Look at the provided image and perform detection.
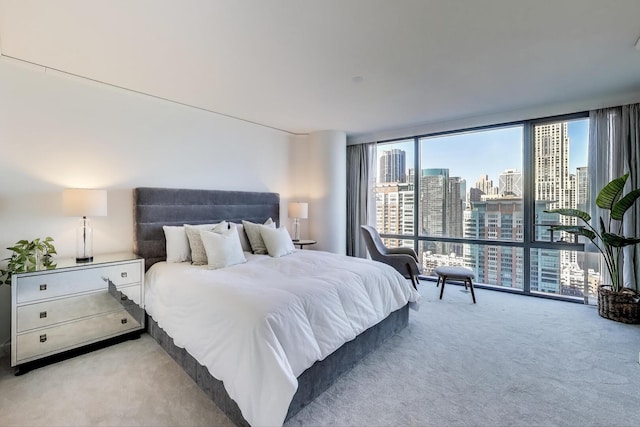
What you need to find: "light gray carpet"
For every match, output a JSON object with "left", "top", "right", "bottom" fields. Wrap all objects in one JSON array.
[{"left": 1, "top": 283, "right": 639, "bottom": 426}]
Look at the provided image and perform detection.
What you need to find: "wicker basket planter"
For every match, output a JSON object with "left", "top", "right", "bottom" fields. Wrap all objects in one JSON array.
[{"left": 597, "top": 286, "right": 640, "bottom": 324}]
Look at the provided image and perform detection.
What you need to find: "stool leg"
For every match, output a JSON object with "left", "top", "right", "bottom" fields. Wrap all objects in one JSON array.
[
  {"left": 439, "top": 276, "right": 446, "bottom": 300},
  {"left": 468, "top": 278, "right": 476, "bottom": 304},
  {"left": 436, "top": 275, "right": 441, "bottom": 287}
]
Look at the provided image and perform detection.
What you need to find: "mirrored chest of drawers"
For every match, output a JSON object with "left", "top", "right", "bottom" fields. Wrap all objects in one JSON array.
[{"left": 11, "top": 253, "right": 145, "bottom": 369}]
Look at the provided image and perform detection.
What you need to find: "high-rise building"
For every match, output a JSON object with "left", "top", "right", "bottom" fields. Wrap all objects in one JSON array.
[
  {"left": 421, "top": 169, "right": 448, "bottom": 237},
  {"left": 374, "top": 182, "right": 413, "bottom": 248},
  {"left": 535, "top": 123, "right": 571, "bottom": 209},
  {"left": 534, "top": 122, "right": 576, "bottom": 266},
  {"left": 447, "top": 177, "right": 465, "bottom": 240},
  {"left": 475, "top": 175, "right": 496, "bottom": 196},
  {"left": 463, "top": 197, "right": 560, "bottom": 292},
  {"left": 468, "top": 187, "right": 485, "bottom": 206},
  {"left": 498, "top": 169, "right": 522, "bottom": 197},
  {"left": 378, "top": 149, "right": 406, "bottom": 183},
  {"left": 576, "top": 166, "right": 589, "bottom": 212},
  {"left": 420, "top": 169, "right": 464, "bottom": 256}
]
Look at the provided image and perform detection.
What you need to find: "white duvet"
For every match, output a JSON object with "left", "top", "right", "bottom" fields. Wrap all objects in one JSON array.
[{"left": 145, "top": 250, "right": 420, "bottom": 426}]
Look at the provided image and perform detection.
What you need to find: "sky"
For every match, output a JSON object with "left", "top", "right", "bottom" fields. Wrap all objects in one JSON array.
[{"left": 377, "top": 118, "right": 589, "bottom": 187}]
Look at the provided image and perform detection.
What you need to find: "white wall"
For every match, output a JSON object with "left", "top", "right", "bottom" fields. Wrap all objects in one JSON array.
[
  {"left": 290, "top": 131, "right": 347, "bottom": 254},
  {"left": 0, "top": 59, "right": 296, "bottom": 348}
]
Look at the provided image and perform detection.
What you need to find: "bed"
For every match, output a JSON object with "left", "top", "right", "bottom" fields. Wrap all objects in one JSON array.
[{"left": 134, "top": 187, "right": 419, "bottom": 426}]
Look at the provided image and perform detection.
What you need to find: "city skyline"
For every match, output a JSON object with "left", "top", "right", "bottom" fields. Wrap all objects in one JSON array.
[
  {"left": 376, "top": 119, "right": 589, "bottom": 189},
  {"left": 374, "top": 120, "right": 596, "bottom": 299}
]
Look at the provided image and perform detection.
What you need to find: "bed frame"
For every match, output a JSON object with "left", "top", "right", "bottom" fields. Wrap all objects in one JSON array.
[{"left": 133, "top": 187, "right": 409, "bottom": 426}]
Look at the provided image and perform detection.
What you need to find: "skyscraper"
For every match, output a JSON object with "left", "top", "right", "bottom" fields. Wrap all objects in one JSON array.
[
  {"left": 374, "top": 182, "right": 413, "bottom": 248},
  {"left": 576, "top": 166, "right": 589, "bottom": 212},
  {"left": 498, "top": 169, "right": 522, "bottom": 197},
  {"left": 420, "top": 169, "right": 464, "bottom": 256},
  {"left": 534, "top": 122, "right": 578, "bottom": 282},
  {"left": 378, "top": 149, "right": 406, "bottom": 183},
  {"left": 420, "top": 168, "right": 448, "bottom": 237},
  {"left": 475, "top": 175, "right": 496, "bottom": 196},
  {"left": 447, "top": 177, "right": 465, "bottom": 240},
  {"left": 463, "top": 197, "right": 559, "bottom": 291},
  {"left": 535, "top": 123, "right": 571, "bottom": 210}
]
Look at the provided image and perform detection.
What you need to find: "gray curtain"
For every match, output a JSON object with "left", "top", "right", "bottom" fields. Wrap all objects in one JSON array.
[
  {"left": 588, "top": 103, "right": 640, "bottom": 291},
  {"left": 346, "top": 142, "right": 375, "bottom": 258}
]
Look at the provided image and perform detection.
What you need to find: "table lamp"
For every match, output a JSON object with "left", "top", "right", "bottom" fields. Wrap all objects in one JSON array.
[
  {"left": 63, "top": 189, "right": 107, "bottom": 262},
  {"left": 288, "top": 202, "right": 308, "bottom": 242}
]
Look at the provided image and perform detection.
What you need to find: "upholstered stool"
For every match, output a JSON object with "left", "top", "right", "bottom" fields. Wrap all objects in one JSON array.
[{"left": 435, "top": 266, "right": 476, "bottom": 304}]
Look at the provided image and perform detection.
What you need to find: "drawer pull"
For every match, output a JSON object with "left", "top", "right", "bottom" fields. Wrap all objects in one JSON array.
[
  {"left": 40, "top": 334, "right": 47, "bottom": 343},
  {"left": 120, "top": 272, "right": 128, "bottom": 278},
  {"left": 121, "top": 318, "right": 128, "bottom": 325},
  {"left": 39, "top": 284, "right": 47, "bottom": 291},
  {"left": 39, "top": 311, "right": 47, "bottom": 319},
  {"left": 121, "top": 295, "right": 128, "bottom": 301}
]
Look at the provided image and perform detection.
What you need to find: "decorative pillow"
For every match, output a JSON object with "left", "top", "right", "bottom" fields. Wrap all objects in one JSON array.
[
  {"left": 260, "top": 226, "right": 295, "bottom": 258},
  {"left": 163, "top": 225, "right": 191, "bottom": 263},
  {"left": 233, "top": 223, "right": 252, "bottom": 252},
  {"left": 200, "top": 225, "right": 247, "bottom": 269},
  {"left": 184, "top": 221, "right": 228, "bottom": 265},
  {"left": 242, "top": 218, "right": 275, "bottom": 255}
]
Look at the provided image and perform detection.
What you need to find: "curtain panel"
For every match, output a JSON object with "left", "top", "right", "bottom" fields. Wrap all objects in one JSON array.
[
  {"left": 346, "top": 143, "right": 375, "bottom": 258},
  {"left": 588, "top": 103, "right": 640, "bottom": 291}
]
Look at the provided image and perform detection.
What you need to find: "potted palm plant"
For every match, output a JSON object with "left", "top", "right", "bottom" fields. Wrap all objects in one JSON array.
[{"left": 545, "top": 173, "right": 640, "bottom": 323}]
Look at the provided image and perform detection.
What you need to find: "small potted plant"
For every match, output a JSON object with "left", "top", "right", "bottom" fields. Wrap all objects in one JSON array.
[
  {"left": 0, "top": 237, "right": 57, "bottom": 285},
  {"left": 545, "top": 173, "right": 640, "bottom": 323}
]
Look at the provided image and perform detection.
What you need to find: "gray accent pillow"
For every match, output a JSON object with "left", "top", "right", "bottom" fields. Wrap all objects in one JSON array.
[
  {"left": 184, "top": 222, "right": 227, "bottom": 265},
  {"left": 233, "top": 223, "right": 252, "bottom": 252},
  {"left": 242, "top": 218, "right": 275, "bottom": 254}
]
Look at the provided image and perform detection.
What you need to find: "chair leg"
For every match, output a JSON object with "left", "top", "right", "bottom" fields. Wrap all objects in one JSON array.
[
  {"left": 467, "top": 278, "right": 476, "bottom": 304},
  {"left": 406, "top": 265, "right": 418, "bottom": 290},
  {"left": 439, "top": 276, "right": 446, "bottom": 300}
]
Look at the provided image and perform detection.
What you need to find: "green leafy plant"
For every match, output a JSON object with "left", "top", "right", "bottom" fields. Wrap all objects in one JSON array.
[
  {"left": 545, "top": 173, "right": 640, "bottom": 292},
  {"left": 0, "top": 237, "right": 57, "bottom": 285}
]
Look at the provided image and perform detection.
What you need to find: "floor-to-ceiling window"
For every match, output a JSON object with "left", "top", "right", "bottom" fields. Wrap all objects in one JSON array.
[{"left": 374, "top": 113, "right": 593, "bottom": 303}]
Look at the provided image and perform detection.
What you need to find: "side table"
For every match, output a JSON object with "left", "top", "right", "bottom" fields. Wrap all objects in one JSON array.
[{"left": 293, "top": 239, "right": 317, "bottom": 249}]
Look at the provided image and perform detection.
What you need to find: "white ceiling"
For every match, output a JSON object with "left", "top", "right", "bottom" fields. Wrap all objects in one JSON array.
[{"left": 1, "top": 0, "right": 640, "bottom": 136}]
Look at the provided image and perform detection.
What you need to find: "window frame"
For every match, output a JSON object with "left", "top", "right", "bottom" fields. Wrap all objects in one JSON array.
[{"left": 374, "top": 111, "right": 589, "bottom": 302}]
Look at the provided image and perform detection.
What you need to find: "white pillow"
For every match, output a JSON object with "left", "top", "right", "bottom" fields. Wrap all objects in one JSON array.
[
  {"left": 200, "top": 225, "right": 247, "bottom": 269},
  {"left": 242, "top": 218, "right": 275, "bottom": 255},
  {"left": 184, "top": 222, "right": 228, "bottom": 265},
  {"left": 163, "top": 225, "right": 191, "bottom": 263},
  {"left": 233, "top": 223, "right": 252, "bottom": 252},
  {"left": 260, "top": 226, "right": 295, "bottom": 258}
]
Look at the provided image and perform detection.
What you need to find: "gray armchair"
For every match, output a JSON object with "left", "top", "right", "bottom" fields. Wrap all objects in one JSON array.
[{"left": 360, "top": 225, "right": 422, "bottom": 289}]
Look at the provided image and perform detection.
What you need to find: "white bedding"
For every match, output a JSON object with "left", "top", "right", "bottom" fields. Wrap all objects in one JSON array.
[{"left": 145, "top": 250, "right": 420, "bottom": 426}]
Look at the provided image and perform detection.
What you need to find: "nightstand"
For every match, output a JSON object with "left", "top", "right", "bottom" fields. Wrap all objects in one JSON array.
[
  {"left": 293, "top": 239, "right": 317, "bottom": 249},
  {"left": 11, "top": 252, "right": 145, "bottom": 372}
]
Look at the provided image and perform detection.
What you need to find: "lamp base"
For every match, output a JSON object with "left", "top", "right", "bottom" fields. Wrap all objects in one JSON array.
[
  {"left": 75, "top": 217, "right": 94, "bottom": 264},
  {"left": 293, "top": 218, "right": 301, "bottom": 241}
]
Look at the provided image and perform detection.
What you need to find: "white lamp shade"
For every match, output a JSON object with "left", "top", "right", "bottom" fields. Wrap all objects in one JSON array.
[
  {"left": 63, "top": 189, "right": 108, "bottom": 217},
  {"left": 288, "top": 202, "right": 308, "bottom": 219}
]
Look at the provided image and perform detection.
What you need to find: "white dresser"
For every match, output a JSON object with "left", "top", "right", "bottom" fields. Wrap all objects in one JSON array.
[{"left": 11, "top": 252, "right": 145, "bottom": 369}]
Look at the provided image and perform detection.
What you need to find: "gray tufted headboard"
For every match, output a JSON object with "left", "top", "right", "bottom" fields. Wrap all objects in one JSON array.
[{"left": 134, "top": 187, "right": 280, "bottom": 270}]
